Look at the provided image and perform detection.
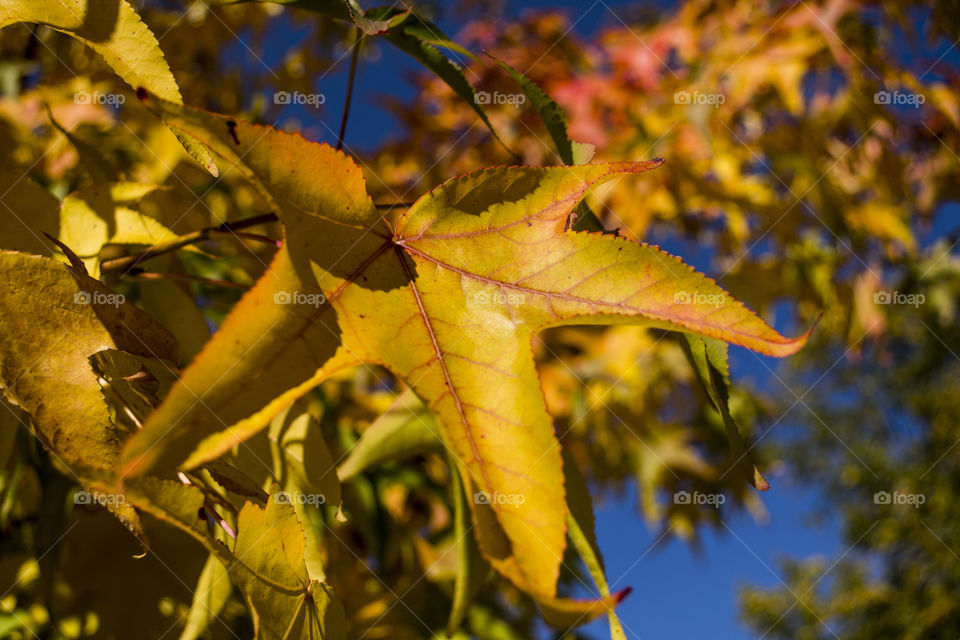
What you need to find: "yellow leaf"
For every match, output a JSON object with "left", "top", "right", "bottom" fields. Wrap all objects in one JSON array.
[
  {"left": 0, "top": 0, "right": 217, "bottom": 174},
  {"left": 846, "top": 202, "right": 915, "bottom": 252},
  {"left": 121, "top": 96, "right": 811, "bottom": 602},
  {"left": 59, "top": 182, "right": 175, "bottom": 276},
  {"left": 0, "top": 174, "right": 180, "bottom": 276},
  {"left": 231, "top": 496, "right": 346, "bottom": 640},
  {"left": 0, "top": 251, "right": 178, "bottom": 542}
]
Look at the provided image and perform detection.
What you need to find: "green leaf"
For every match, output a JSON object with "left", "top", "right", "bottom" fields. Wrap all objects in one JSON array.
[
  {"left": 378, "top": 16, "right": 515, "bottom": 158},
  {"left": 337, "top": 388, "right": 443, "bottom": 482},
  {"left": 228, "top": 399, "right": 340, "bottom": 583},
  {"left": 179, "top": 553, "right": 232, "bottom": 640},
  {"left": 571, "top": 141, "right": 597, "bottom": 165},
  {"left": 241, "top": 1, "right": 509, "bottom": 156},
  {"left": 488, "top": 54, "right": 574, "bottom": 164},
  {"left": 268, "top": 398, "right": 341, "bottom": 509},
  {"left": 84, "top": 476, "right": 345, "bottom": 640},
  {"left": 203, "top": 458, "right": 270, "bottom": 503},
  {"left": 0, "top": 612, "right": 28, "bottom": 637},
  {"left": 244, "top": 0, "right": 394, "bottom": 35},
  {"left": 447, "top": 457, "right": 487, "bottom": 634},
  {"left": 375, "top": 10, "right": 476, "bottom": 60},
  {"left": 563, "top": 448, "right": 628, "bottom": 639},
  {"left": 486, "top": 54, "right": 604, "bottom": 231},
  {"left": 681, "top": 334, "right": 770, "bottom": 491}
]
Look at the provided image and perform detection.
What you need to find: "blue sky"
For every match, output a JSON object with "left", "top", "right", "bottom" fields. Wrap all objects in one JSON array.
[{"left": 215, "top": 1, "right": 955, "bottom": 637}]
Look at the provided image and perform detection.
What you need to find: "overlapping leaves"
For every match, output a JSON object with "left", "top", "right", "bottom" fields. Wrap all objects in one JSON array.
[
  {"left": 115, "top": 95, "right": 809, "bottom": 617},
  {"left": 0, "top": 0, "right": 216, "bottom": 173},
  {"left": 0, "top": 4, "right": 812, "bottom": 633},
  {"left": 0, "top": 173, "right": 177, "bottom": 276},
  {"left": 0, "top": 251, "right": 178, "bottom": 541}
]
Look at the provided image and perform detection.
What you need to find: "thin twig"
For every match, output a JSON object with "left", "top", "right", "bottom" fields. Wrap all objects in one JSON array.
[
  {"left": 227, "top": 231, "right": 279, "bottom": 244},
  {"left": 337, "top": 28, "right": 363, "bottom": 151},
  {"left": 100, "top": 213, "right": 279, "bottom": 273},
  {"left": 125, "top": 271, "right": 248, "bottom": 290},
  {"left": 206, "top": 507, "right": 237, "bottom": 540},
  {"left": 374, "top": 201, "right": 415, "bottom": 210},
  {"left": 178, "top": 472, "right": 237, "bottom": 540},
  {"left": 101, "top": 203, "right": 416, "bottom": 275}
]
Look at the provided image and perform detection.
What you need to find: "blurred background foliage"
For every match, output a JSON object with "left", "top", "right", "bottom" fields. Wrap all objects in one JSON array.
[{"left": 0, "top": 0, "right": 958, "bottom": 638}]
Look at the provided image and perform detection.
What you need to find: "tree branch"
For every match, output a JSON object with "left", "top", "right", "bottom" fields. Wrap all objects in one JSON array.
[
  {"left": 100, "top": 203, "right": 416, "bottom": 274},
  {"left": 100, "top": 213, "right": 280, "bottom": 273},
  {"left": 337, "top": 28, "right": 363, "bottom": 151}
]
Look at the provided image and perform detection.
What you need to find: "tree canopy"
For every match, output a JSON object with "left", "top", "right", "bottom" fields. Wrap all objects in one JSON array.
[{"left": 0, "top": 1, "right": 957, "bottom": 639}]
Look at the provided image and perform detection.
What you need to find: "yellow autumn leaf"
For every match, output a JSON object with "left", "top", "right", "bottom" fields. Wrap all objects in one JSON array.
[
  {"left": 120, "top": 95, "right": 810, "bottom": 605},
  {"left": 0, "top": 174, "right": 180, "bottom": 276},
  {"left": 0, "top": 0, "right": 217, "bottom": 175},
  {"left": 0, "top": 251, "right": 179, "bottom": 542}
]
